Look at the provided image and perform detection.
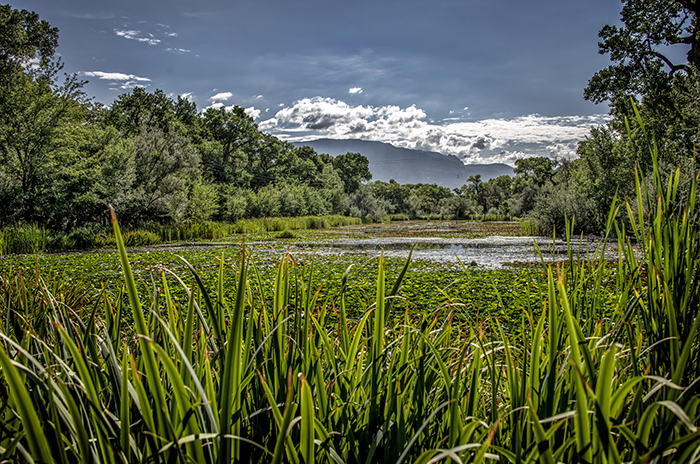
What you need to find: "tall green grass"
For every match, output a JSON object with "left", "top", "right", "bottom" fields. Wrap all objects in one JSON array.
[
  {"left": 229, "top": 215, "right": 362, "bottom": 234},
  {"left": 0, "top": 145, "right": 699, "bottom": 462},
  {"left": 0, "top": 224, "right": 48, "bottom": 254},
  {"left": 0, "top": 215, "right": 365, "bottom": 255}
]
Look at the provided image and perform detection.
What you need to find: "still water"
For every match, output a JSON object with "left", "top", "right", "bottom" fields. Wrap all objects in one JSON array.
[{"left": 287, "top": 235, "right": 617, "bottom": 269}]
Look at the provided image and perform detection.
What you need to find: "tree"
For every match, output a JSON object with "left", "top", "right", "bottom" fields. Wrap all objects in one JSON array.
[
  {"left": 105, "top": 88, "right": 176, "bottom": 136},
  {"left": 333, "top": 152, "right": 372, "bottom": 193},
  {"left": 513, "top": 157, "right": 556, "bottom": 187},
  {"left": 585, "top": 0, "right": 700, "bottom": 109},
  {"left": 127, "top": 126, "right": 200, "bottom": 224},
  {"left": 201, "top": 106, "right": 259, "bottom": 183},
  {"left": 0, "top": 4, "right": 58, "bottom": 83},
  {"left": 0, "top": 5, "right": 88, "bottom": 226}
]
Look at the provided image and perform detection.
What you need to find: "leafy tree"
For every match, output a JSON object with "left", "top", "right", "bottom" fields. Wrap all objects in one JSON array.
[
  {"left": 186, "top": 182, "right": 219, "bottom": 222},
  {"left": 333, "top": 152, "right": 372, "bottom": 193},
  {"left": 174, "top": 95, "right": 200, "bottom": 138},
  {"left": 372, "top": 180, "right": 412, "bottom": 214},
  {"left": 585, "top": 0, "right": 700, "bottom": 109},
  {"left": 0, "top": 4, "right": 88, "bottom": 226},
  {"left": 105, "top": 88, "right": 176, "bottom": 136},
  {"left": 534, "top": 0, "right": 700, "bottom": 234},
  {"left": 348, "top": 184, "right": 386, "bottom": 219},
  {"left": 513, "top": 157, "right": 556, "bottom": 187},
  {"left": 218, "top": 185, "right": 250, "bottom": 222},
  {"left": 201, "top": 106, "right": 259, "bottom": 184},
  {"left": 127, "top": 126, "right": 200, "bottom": 224},
  {"left": 0, "top": 4, "right": 58, "bottom": 83},
  {"left": 437, "top": 196, "right": 475, "bottom": 219},
  {"left": 583, "top": 0, "right": 700, "bottom": 169}
]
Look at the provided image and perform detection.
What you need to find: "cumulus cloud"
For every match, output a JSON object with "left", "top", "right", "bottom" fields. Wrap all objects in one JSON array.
[
  {"left": 114, "top": 29, "right": 161, "bottom": 45},
  {"left": 260, "top": 97, "right": 608, "bottom": 166},
  {"left": 245, "top": 107, "right": 261, "bottom": 120},
  {"left": 179, "top": 92, "right": 194, "bottom": 101},
  {"left": 202, "top": 102, "right": 261, "bottom": 120},
  {"left": 82, "top": 71, "right": 151, "bottom": 90},
  {"left": 210, "top": 92, "right": 233, "bottom": 102},
  {"left": 349, "top": 87, "right": 363, "bottom": 94}
]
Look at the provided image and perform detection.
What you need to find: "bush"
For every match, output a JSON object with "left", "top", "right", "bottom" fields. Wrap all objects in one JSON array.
[{"left": 63, "top": 226, "right": 104, "bottom": 250}]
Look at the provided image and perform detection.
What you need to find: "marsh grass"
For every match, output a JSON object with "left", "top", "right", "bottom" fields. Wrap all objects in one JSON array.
[
  {"left": 0, "top": 216, "right": 365, "bottom": 255},
  {"left": 0, "top": 141, "right": 699, "bottom": 462},
  {"left": 0, "top": 223, "right": 48, "bottom": 255}
]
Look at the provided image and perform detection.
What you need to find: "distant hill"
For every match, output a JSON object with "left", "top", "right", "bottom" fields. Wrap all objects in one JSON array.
[{"left": 294, "top": 138, "right": 514, "bottom": 190}]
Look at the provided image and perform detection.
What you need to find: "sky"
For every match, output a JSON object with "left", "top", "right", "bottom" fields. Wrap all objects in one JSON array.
[{"left": 13, "top": 0, "right": 627, "bottom": 166}]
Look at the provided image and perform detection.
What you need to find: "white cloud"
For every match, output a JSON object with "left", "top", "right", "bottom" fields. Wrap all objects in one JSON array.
[
  {"left": 258, "top": 118, "right": 278, "bottom": 130},
  {"left": 210, "top": 92, "right": 233, "bottom": 102},
  {"left": 165, "top": 32, "right": 178, "bottom": 37},
  {"left": 166, "top": 48, "right": 191, "bottom": 53},
  {"left": 260, "top": 97, "right": 608, "bottom": 166},
  {"left": 179, "top": 92, "right": 194, "bottom": 101},
  {"left": 245, "top": 107, "right": 261, "bottom": 120},
  {"left": 82, "top": 70, "right": 152, "bottom": 90},
  {"left": 349, "top": 87, "right": 363, "bottom": 94},
  {"left": 202, "top": 103, "right": 260, "bottom": 120},
  {"left": 114, "top": 29, "right": 161, "bottom": 45},
  {"left": 82, "top": 71, "right": 151, "bottom": 82}
]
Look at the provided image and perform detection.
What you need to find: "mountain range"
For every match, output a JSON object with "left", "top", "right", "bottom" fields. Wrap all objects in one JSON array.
[{"left": 294, "top": 139, "right": 514, "bottom": 190}]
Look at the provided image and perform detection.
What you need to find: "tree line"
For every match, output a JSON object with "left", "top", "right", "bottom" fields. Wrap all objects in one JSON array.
[{"left": 2, "top": 1, "right": 700, "bottom": 236}]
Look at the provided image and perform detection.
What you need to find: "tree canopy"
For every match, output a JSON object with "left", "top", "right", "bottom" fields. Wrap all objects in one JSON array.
[{"left": 585, "top": 0, "right": 700, "bottom": 109}]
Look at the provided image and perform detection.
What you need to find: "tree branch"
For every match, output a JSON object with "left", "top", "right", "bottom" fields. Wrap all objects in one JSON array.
[
  {"left": 650, "top": 50, "right": 691, "bottom": 75},
  {"left": 674, "top": 35, "right": 696, "bottom": 44},
  {"left": 676, "top": 0, "right": 700, "bottom": 16}
]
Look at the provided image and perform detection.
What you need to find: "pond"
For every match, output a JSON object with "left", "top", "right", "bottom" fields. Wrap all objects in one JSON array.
[
  {"left": 0, "top": 221, "right": 620, "bottom": 277},
  {"left": 287, "top": 235, "right": 619, "bottom": 268},
  {"left": 141, "top": 221, "right": 617, "bottom": 269}
]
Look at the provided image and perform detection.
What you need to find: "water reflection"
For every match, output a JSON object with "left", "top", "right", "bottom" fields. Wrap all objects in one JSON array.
[{"left": 292, "top": 236, "right": 619, "bottom": 269}]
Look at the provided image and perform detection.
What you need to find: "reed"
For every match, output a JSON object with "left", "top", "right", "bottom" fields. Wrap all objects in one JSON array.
[{"left": 0, "top": 223, "right": 48, "bottom": 254}]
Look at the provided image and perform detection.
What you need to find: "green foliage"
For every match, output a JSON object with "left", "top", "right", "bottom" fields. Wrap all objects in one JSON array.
[
  {"left": 0, "top": 4, "right": 58, "bottom": 81},
  {"left": 333, "top": 151, "right": 372, "bottom": 193},
  {"left": 105, "top": 87, "right": 178, "bottom": 135},
  {"left": 535, "top": 0, "right": 700, "bottom": 234},
  {"left": 0, "top": 224, "right": 47, "bottom": 254},
  {"left": 584, "top": 0, "right": 700, "bottom": 109},
  {"left": 186, "top": 181, "right": 219, "bottom": 223}
]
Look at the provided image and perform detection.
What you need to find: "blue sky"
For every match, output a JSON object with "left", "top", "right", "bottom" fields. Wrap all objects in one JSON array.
[{"left": 13, "top": 0, "right": 626, "bottom": 165}]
